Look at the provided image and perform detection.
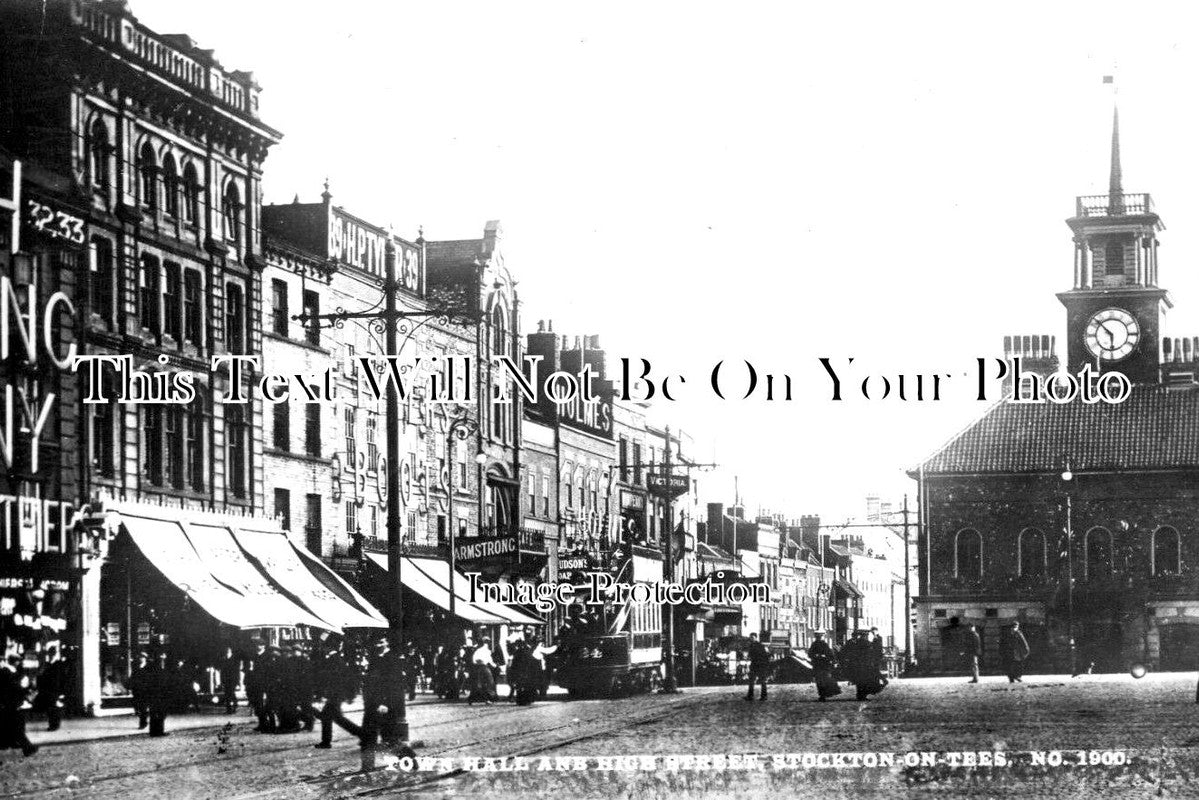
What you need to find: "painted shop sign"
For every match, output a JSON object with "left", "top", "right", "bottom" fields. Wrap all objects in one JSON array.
[
  {"left": 455, "top": 534, "right": 518, "bottom": 565},
  {"left": 327, "top": 209, "right": 422, "bottom": 294}
]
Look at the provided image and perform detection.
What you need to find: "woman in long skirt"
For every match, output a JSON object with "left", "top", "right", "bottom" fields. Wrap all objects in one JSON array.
[{"left": 809, "top": 632, "right": 841, "bottom": 701}]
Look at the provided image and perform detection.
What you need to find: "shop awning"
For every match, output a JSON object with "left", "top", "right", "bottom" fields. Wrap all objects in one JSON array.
[
  {"left": 366, "top": 553, "right": 543, "bottom": 626},
  {"left": 234, "top": 525, "right": 387, "bottom": 629},
  {"left": 184, "top": 522, "right": 331, "bottom": 630},
  {"left": 834, "top": 578, "right": 863, "bottom": 599},
  {"left": 121, "top": 511, "right": 325, "bottom": 630}
]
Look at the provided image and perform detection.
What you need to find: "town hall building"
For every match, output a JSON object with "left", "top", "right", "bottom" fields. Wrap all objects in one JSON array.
[{"left": 911, "top": 108, "right": 1199, "bottom": 675}]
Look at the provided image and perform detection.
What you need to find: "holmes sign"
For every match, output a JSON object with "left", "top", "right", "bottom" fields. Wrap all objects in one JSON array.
[{"left": 454, "top": 534, "right": 517, "bottom": 566}]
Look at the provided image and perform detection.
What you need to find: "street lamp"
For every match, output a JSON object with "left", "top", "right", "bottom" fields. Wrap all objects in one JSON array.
[
  {"left": 1061, "top": 460, "right": 1078, "bottom": 677},
  {"left": 446, "top": 410, "right": 486, "bottom": 614}
]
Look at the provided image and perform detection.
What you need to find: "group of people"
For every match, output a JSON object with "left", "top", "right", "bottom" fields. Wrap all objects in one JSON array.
[
  {"left": 431, "top": 633, "right": 555, "bottom": 706},
  {"left": 945, "top": 617, "right": 1031, "bottom": 683},
  {"left": 1, "top": 645, "right": 70, "bottom": 758},
  {"left": 807, "top": 628, "right": 888, "bottom": 701}
]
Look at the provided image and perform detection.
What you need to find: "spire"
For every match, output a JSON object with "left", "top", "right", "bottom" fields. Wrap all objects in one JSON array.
[{"left": 1108, "top": 104, "right": 1124, "bottom": 214}]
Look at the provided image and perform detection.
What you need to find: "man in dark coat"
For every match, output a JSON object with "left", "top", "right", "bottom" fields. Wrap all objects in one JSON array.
[
  {"left": 0, "top": 652, "right": 37, "bottom": 756},
  {"left": 361, "top": 636, "right": 403, "bottom": 750},
  {"left": 220, "top": 647, "right": 241, "bottom": 714},
  {"left": 1000, "top": 623, "right": 1031, "bottom": 683},
  {"left": 128, "top": 652, "right": 150, "bottom": 729},
  {"left": 313, "top": 637, "right": 360, "bottom": 749},
  {"left": 245, "top": 641, "right": 276, "bottom": 733},
  {"left": 744, "top": 633, "right": 771, "bottom": 701},
  {"left": 34, "top": 646, "right": 67, "bottom": 731},
  {"left": 145, "top": 653, "right": 170, "bottom": 737}
]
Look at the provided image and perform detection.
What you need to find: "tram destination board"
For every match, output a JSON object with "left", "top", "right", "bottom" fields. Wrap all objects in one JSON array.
[{"left": 646, "top": 474, "right": 690, "bottom": 498}]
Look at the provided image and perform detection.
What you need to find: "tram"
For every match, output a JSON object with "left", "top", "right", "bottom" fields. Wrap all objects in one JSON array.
[{"left": 558, "top": 559, "right": 665, "bottom": 698}]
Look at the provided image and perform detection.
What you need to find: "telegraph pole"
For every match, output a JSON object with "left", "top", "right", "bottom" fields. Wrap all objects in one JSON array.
[
  {"left": 662, "top": 426, "right": 678, "bottom": 693},
  {"left": 902, "top": 494, "right": 912, "bottom": 671}
]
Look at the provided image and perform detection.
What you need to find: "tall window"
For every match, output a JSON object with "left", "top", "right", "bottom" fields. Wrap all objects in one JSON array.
[
  {"left": 302, "top": 289, "right": 320, "bottom": 346},
  {"left": 227, "top": 405, "right": 247, "bottom": 498},
  {"left": 365, "top": 411, "right": 378, "bottom": 466},
  {"left": 305, "top": 402, "right": 321, "bottom": 457},
  {"left": 89, "top": 118, "right": 110, "bottom": 191},
  {"left": 1018, "top": 528, "right": 1046, "bottom": 577},
  {"left": 274, "top": 488, "right": 291, "bottom": 531},
  {"left": 344, "top": 406, "right": 356, "bottom": 458},
  {"left": 225, "top": 282, "right": 244, "bottom": 352},
  {"left": 165, "top": 406, "right": 184, "bottom": 488},
  {"left": 90, "top": 369, "right": 116, "bottom": 478},
  {"left": 138, "top": 142, "right": 157, "bottom": 211},
  {"left": 541, "top": 473, "right": 550, "bottom": 517},
  {"left": 345, "top": 502, "right": 358, "bottom": 540},
  {"left": 1153, "top": 526, "right": 1181, "bottom": 577},
  {"left": 271, "top": 279, "right": 288, "bottom": 336},
  {"left": 633, "top": 443, "right": 642, "bottom": 484},
  {"left": 1105, "top": 241, "right": 1124, "bottom": 277},
  {"left": 619, "top": 437, "right": 629, "bottom": 481},
  {"left": 223, "top": 180, "right": 242, "bottom": 242},
  {"left": 162, "top": 154, "right": 179, "bottom": 217},
  {"left": 305, "top": 494, "right": 322, "bottom": 554},
  {"left": 273, "top": 402, "right": 290, "bottom": 451},
  {"left": 182, "top": 163, "right": 199, "bottom": 224},
  {"left": 90, "top": 236, "right": 114, "bottom": 325},
  {"left": 163, "top": 262, "right": 181, "bottom": 339},
  {"left": 143, "top": 406, "right": 163, "bottom": 485},
  {"left": 139, "top": 254, "right": 160, "bottom": 332},
  {"left": 954, "top": 528, "right": 982, "bottom": 579},
  {"left": 1085, "top": 527, "right": 1113, "bottom": 580},
  {"left": 183, "top": 269, "right": 202, "bottom": 345},
  {"left": 186, "top": 396, "right": 205, "bottom": 490}
]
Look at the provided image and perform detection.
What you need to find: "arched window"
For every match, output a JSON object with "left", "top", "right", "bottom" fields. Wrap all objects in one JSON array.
[
  {"left": 223, "top": 180, "right": 242, "bottom": 242},
  {"left": 162, "top": 153, "right": 179, "bottom": 218},
  {"left": 1085, "top": 527, "right": 1113, "bottom": 580},
  {"left": 1018, "top": 528, "right": 1046, "bottom": 577},
  {"left": 954, "top": 528, "right": 982, "bottom": 579},
  {"left": 88, "top": 118, "right": 110, "bottom": 191},
  {"left": 491, "top": 304, "right": 507, "bottom": 357},
  {"left": 182, "top": 162, "right": 200, "bottom": 224},
  {"left": 138, "top": 141, "right": 157, "bottom": 210},
  {"left": 1153, "top": 526, "right": 1181, "bottom": 577}
]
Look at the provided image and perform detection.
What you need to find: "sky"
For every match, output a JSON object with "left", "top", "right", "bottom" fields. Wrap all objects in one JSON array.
[{"left": 131, "top": 1, "right": 1199, "bottom": 527}]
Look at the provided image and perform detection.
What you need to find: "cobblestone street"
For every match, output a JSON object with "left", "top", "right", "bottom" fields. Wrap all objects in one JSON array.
[{"left": 6, "top": 672, "right": 1199, "bottom": 799}]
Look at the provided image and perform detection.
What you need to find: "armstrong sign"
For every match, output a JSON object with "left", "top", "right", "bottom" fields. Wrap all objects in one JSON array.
[{"left": 454, "top": 534, "right": 518, "bottom": 565}]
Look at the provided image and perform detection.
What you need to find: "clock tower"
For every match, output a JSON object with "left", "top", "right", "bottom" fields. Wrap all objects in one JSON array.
[{"left": 1058, "top": 106, "right": 1170, "bottom": 384}]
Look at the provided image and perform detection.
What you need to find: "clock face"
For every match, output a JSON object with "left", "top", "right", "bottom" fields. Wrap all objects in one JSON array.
[{"left": 1085, "top": 308, "right": 1140, "bottom": 361}]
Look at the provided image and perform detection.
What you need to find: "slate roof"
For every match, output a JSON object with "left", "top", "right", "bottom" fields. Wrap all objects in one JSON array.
[
  {"left": 426, "top": 239, "right": 482, "bottom": 267},
  {"left": 914, "top": 384, "right": 1199, "bottom": 475}
]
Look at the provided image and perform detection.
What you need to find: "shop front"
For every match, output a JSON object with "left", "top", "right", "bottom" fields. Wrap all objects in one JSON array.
[{"left": 91, "top": 501, "right": 387, "bottom": 711}]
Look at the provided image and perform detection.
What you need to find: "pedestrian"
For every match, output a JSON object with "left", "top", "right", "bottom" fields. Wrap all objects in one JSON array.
[
  {"left": 274, "top": 645, "right": 305, "bottom": 733},
  {"left": 809, "top": 631, "right": 841, "bottom": 701},
  {"left": 869, "top": 627, "right": 885, "bottom": 677},
  {"left": 1000, "top": 623, "right": 1030, "bottom": 683},
  {"left": 34, "top": 646, "right": 66, "bottom": 731},
  {"left": 128, "top": 652, "right": 150, "bottom": 729},
  {"left": 530, "top": 636, "right": 557, "bottom": 700},
  {"left": 313, "top": 636, "right": 361, "bottom": 749},
  {"left": 220, "top": 646, "right": 241, "bottom": 713},
  {"left": 964, "top": 624, "right": 982, "bottom": 683},
  {"left": 509, "top": 640, "right": 540, "bottom": 705},
  {"left": 360, "top": 636, "right": 402, "bottom": 750},
  {"left": 743, "top": 633, "right": 771, "bottom": 701},
  {"left": 246, "top": 640, "right": 277, "bottom": 733},
  {"left": 846, "top": 630, "right": 885, "bottom": 701},
  {"left": 0, "top": 651, "right": 37, "bottom": 757},
  {"left": 145, "top": 653, "right": 170, "bottom": 737},
  {"left": 467, "top": 638, "right": 497, "bottom": 705}
]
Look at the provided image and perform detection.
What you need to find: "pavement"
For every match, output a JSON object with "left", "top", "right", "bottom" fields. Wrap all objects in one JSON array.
[{"left": 4, "top": 672, "right": 1199, "bottom": 799}]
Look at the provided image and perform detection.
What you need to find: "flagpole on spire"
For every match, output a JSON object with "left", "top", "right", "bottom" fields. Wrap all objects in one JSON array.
[{"left": 1104, "top": 73, "right": 1124, "bottom": 214}]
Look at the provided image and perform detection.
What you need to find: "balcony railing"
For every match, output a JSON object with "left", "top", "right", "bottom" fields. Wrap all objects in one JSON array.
[
  {"left": 1075, "top": 193, "right": 1154, "bottom": 218},
  {"left": 73, "top": 1, "right": 260, "bottom": 118}
]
